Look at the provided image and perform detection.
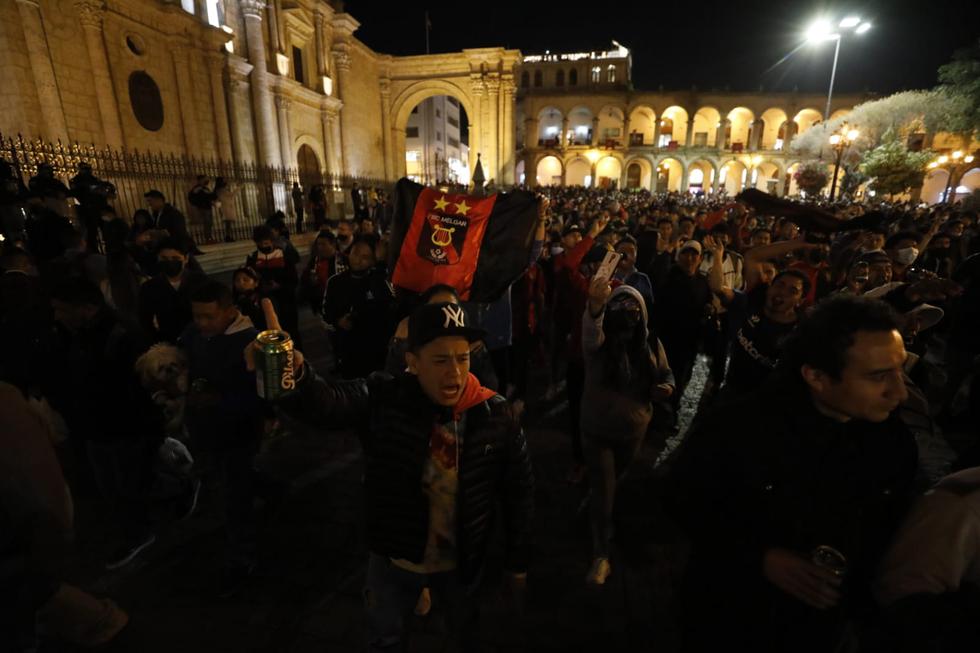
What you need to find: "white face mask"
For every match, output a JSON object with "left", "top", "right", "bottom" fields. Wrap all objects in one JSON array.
[{"left": 894, "top": 247, "right": 919, "bottom": 266}]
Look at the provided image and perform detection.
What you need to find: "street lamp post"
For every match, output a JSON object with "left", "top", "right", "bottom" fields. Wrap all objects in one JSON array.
[
  {"left": 806, "top": 17, "right": 872, "bottom": 122},
  {"left": 928, "top": 150, "right": 976, "bottom": 204},
  {"left": 828, "top": 122, "right": 859, "bottom": 201}
]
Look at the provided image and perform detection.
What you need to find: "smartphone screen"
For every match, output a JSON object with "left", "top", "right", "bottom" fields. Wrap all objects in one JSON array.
[{"left": 593, "top": 250, "right": 622, "bottom": 284}]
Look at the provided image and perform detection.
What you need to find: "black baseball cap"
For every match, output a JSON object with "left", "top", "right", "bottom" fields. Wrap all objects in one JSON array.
[
  {"left": 562, "top": 223, "right": 582, "bottom": 237},
  {"left": 144, "top": 189, "right": 165, "bottom": 200},
  {"left": 408, "top": 302, "right": 486, "bottom": 350}
]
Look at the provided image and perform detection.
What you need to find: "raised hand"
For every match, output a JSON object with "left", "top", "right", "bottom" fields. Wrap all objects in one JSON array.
[
  {"left": 588, "top": 276, "right": 612, "bottom": 317},
  {"left": 762, "top": 548, "right": 842, "bottom": 610},
  {"left": 244, "top": 298, "right": 305, "bottom": 372}
]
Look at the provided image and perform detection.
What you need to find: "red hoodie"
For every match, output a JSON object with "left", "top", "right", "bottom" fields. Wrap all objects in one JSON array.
[{"left": 453, "top": 372, "right": 497, "bottom": 420}]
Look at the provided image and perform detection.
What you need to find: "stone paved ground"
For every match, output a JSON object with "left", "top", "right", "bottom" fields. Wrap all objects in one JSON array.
[{"left": 40, "top": 304, "right": 710, "bottom": 653}]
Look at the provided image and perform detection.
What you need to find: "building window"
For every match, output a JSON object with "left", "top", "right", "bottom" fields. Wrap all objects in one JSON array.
[
  {"left": 591, "top": 66, "right": 600, "bottom": 83},
  {"left": 125, "top": 34, "right": 145, "bottom": 56},
  {"left": 129, "top": 71, "right": 164, "bottom": 132},
  {"left": 534, "top": 71, "right": 542, "bottom": 87},
  {"left": 436, "top": 109, "right": 441, "bottom": 118},
  {"left": 436, "top": 132, "right": 442, "bottom": 141},
  {"left": 292, "top": 46, "right": 305, "bottom": 84},
  {"left": 447, "top": 97, "right": 459, "bottom": 107},
  {"left": 447, "top": 116, "right": 459, "bottom": 128},
  {"left": 569, "top": 69, "right": 578, "bottom": 86},
  {"left": 521, "top": 71, "right": 529, "bottom": 88},
  {"left": 607, "top": 64, "right": 616, "bottom": 83},
  {"left": 448, "top": 137, "right": 460, "bottom": 148},
  {"left": 556, "top": 70, "right": 565, "bottom": 86},
  {"left": 406, "top": 126, "right": 419, "bottom": 138}
]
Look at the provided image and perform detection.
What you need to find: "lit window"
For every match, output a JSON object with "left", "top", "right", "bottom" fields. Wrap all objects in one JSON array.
[
  {"left": 181, "top": 0, "right": 194, "bottom": 13},
  {"left": 591, "top": 67, "right": 600, "bottom": 83},
  {"left": 774, "top": 138, "right": 784, "bottom": 151},
  {"left": 205, "top": 0, "right": 222, "bottom": 26},
  {"left": 607, "top": 65, "right": 616, "bottom": 83},
  {"left": 406, "top": 151, "right": 419, "bottom": 162},
  {"left": 689, "top": 169, "right": 704, "bottom": 184}
]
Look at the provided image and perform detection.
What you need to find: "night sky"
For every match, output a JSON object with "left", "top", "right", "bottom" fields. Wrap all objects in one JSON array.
[{"left": 350, "top": 0, "right": 979, "bottom": 96}]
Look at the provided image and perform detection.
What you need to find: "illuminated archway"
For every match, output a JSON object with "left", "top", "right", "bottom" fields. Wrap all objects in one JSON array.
[
  {"left": 566, "top": 157, "right": 592, "bottom": 187},
  {"left": 692, "top": 107, "right": 721, "bottom": 147},
  {"left": 624, "top": 157, "right": 653, "bottom": 189},
  {"left": 755, "top": 161, "right": 780, "bottom": 193},
  {"left": 595, "top": 155, "right": 623, "bottom": 188},
  {"left": 920, "top": 168, "right": 948, "bottom": 204},
  {"left": 535, "top": 155, "right": 563, "bottom": 186},
  {"left": 660, "top": 106, "right": 689, "bottom": 146},
  {"left": 726, "top": 107, "right": 755, "bottom": 150},
  {"left": 655, "top": 157, "right": 684, "bottom": 192},
  {"left": 688, "top": 158, "right": 716, "bottom": 193},
  {"left": 720, "top": 159, "right": 747, "bottom": 194},
  {"left": 537, "top": 106, "right": 564, "bottom": 146},
  {"left": 759, "top": 108, "right": 788, "bottom": 150},
  {"left": 597, "top": 106, "right": 626, "bottom": 146},
  {"left": 567, "top": 106, "right": 594, "bottom": 145},
  {"left": 628, "top": 106, "right": 657, "bottom": 146},
  {"left": 793, "top": 108, "right": 823, "bottom": 137}
]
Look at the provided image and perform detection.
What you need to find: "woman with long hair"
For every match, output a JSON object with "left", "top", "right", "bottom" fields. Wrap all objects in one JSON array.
[{"left": 580, "top": 280, "right": 674, "bottom": 585}]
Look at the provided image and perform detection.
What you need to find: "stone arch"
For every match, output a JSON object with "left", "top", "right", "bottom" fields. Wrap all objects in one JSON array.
[
  {"left": 793, "top": 108, "right": 823, "bottom": 137},
  {"left": 567, "top": 106, "right": 594, "bottom": 145},
  {"left": 624, "top": 156, "right": 653, "bottom": 190},
  {"left": 654, "top": 157, "right": 684, "bottom": 192},
  {"left": 687, "top": 158, "right": 718, "bottom": 193},
  {"left": 293, "top": 134, "right": 326, "bottom": 175},
  {"left": 958, "top": 167, "right": 980, "bottom": 196},
  {"left": 725, "top": 107, "right": 755, "bottom": 150},
  {"left": 920, "top": 168, "right": 948, "bottom": 204},
  {"left": 692, "top": 107, "right": 722, "bottom": 147},
  {"left": 830, "top": 109, "right": 850, "bottom": 121},
  {"left": 754, "top": 160, "right": 781, "bottom": 193},
  {"left": 516, "top": 159, "right": 526, "bottom": 185},
  {"left": 660, "top": 106, "right": 689, "bottom": 146},
  {"left": 627, "top": 105, "right": 657, "bottom": 146},
  {"left": 537, "top": 106, "right": 564, "bottom": 146},
  {"left": 759, "top": 108, "right": 788, "bottom": 150},
  {"left": 565, "top": 155, "right": 592, "bottom": 187},
  {"left": 595, "top": 154, "right": 624, "bottom": 188},
  {"left": 597, "top": 105, "right": 626, "bottom": 146},
  {"left": 390, "top": 78, "right": 478, "bottom": 182},
  {"left": 294, "top": 137, "right": 325, "bottom": 192},
  {"left": 535, "top": 154, "right": 564, "bottom": 186},
  {"left": 720, "top": 159, "right": 748, "bottom": 195}
]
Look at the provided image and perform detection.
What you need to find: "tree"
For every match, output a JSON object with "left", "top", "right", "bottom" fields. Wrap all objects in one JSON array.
[
  {"left": 937, "top": 38, "right": 980, "bottom": 140},
  {"left": 840, "top": 163, "right": 868, "bottom": 198},
  {"left": 790, "top": 90, "right": 955, "bottom": 159},
  {"left": 858, "top": 128, "right": 934, "bottom": 198},
  {"left": 794, "top": 162, "right": 829, "bottom": 197}
]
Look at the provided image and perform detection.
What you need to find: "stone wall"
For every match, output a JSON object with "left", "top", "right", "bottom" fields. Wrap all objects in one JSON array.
[{"left": 341, "top": 40, "right": 385, "bottom": 177}]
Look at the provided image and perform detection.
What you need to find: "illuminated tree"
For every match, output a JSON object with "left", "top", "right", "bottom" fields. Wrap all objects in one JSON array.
[
  {"left": 859, "top": 128, "right": 935, "bottom": 197},
  {"left": 794, "top": 162, "right": 829, "bottom": 197}
]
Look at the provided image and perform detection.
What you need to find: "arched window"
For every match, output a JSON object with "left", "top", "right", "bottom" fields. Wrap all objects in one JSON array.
[
  {"left": 607, "top": 64, "right": 616, "bottom": 83},
  {"left": 520, "top": 71, "right": 529, "bottom": 88},
  {"left": 533, "top": 70, "right": 542, "bottom": 87},
  {"left": 556, "top": 70, "right": 565, "bottom": 87},
  {"left": 591, "top": 66, "right": 600, "bottom": 84},
  {"left": 569, "top": 69, "right": 578, "bottom": 86}
]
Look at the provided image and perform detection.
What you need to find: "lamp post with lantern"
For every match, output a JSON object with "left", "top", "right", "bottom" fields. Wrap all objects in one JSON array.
[
  {"left": 828, "top": 123, "right": 859, "bottom": 201},
  {"left": 928, "top": 150, "right": 975, "bottom": 204}
]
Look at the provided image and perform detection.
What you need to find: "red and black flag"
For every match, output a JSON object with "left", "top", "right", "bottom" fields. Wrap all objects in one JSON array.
[{"left": 389, "top": 178, "right": 538, "bottom": 303}]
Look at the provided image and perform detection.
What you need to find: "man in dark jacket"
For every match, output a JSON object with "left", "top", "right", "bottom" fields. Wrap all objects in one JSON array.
[
  {"left": 670, "top": 295, "right": 918, "bottom": 653},
  {"left": 258, "top": 301, "right": 534, "bottom": 652},
  {"left": 145, "top": 189, "right": 197, "bottom": 255},
  {"left": 180, "top": 280, "right": 264, "bottom": 596},
  {"left": 187, "top": 175, "right": 216, "bottom": 244},
  {"left": 138, "top": 238, "right": 207, "bottom": 344},
  {"left": 47, "top": 278, "right": 160, "bottom": 570}
]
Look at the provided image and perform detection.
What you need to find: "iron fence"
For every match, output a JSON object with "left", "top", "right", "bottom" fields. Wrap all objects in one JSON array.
[{"left": 0, "top": 131, "right": 393, "bottom": 243}]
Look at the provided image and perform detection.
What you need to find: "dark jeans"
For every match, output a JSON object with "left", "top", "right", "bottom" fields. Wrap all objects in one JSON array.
[
  {"left": 364, "top": 553, "right": 479, "bottom": 652},
  {"left": 195, "top": 444, "right": 257, "bottom": 566},
  {"left": 85, "top": 438, "right": 153, "bottom": 542},
  {"left": 566, "top": 359, "right": 585, "bottom": 464},
  {"left": 582, "top": 430, "right": 644, "bottom": 557}
]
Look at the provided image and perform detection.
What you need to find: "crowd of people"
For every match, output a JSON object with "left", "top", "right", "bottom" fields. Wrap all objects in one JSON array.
[{"left": 2, "top": 154, "right": 980, "bottom": 652}]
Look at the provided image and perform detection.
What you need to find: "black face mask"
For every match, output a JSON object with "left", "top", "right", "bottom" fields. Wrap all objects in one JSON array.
[
  {"left": 604, "top": 307, "right": 641, "bottom": 337},
  {"left": 160, "top": 260, "right": 184, "bottom": 277},
  {"left": 258, "top": 245, "right": 274, "bottom": 255}
]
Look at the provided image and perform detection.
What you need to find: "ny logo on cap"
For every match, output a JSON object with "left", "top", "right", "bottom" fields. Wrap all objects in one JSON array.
[{"left": 442, "top": 304, "right": 465, "bottom": 328}]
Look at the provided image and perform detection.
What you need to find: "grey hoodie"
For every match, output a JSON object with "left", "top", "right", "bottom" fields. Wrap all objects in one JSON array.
[{"left": 580, "top": 285, "right": 674, "bottom": 440}]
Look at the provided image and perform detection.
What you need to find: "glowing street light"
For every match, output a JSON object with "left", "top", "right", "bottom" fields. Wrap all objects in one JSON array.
[
  {"left": 806, "top": 16, "right": 872, "bottom": 121},
  {"left": 828, "top": 122, "right": 859, "bottom": 201}
]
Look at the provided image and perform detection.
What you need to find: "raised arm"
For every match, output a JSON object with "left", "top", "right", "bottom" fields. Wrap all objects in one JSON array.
[
  {"left": 704, "top": 235, "right": 735, "bottom": 304},
  {"left": 743, "top": 238, "right": 815, "bottom": 290}
]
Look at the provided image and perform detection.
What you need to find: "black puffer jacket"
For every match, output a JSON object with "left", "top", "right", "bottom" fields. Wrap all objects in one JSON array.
[{"left": 280, "top": 367, "right": 534, "bottom": 585}]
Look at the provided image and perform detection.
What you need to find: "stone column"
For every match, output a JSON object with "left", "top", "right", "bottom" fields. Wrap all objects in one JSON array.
[
  {"left": 784, "top": 120, "right": 798, "bottom": 150},
  {"left": 74, "top": 0, "right": 124, "bottom": 148},
  {"left": 241, "top": 0, "right": 282, "bottom": 168},
  {"left": 591, "top": 116, "right": 599, "bottom": 146},
  {"left": 320, "top": 106, "right": 334, "bottom": 176},
  {"left": 206, "top": 53, "right": 234, "bottom": 162},
  {"left": 314, "top": 8, "right": 330, "bottom": 77},
  {"left": 620, "top": 109, "right": 628, "bottom": 147},
  {"left": 323, "top": 108, "right": 343, "bottom": 178},
  {"left": 525, "top": 117, "right": 538, "bottom": 150},
  {"left": 16, "top": 0, "right": 69, "bottom": 143},
  {"left": 751, "top": 118, "right": 765, "bottom": 151},
  {"left": 469, "top": 76, "right": 484, "bottom": 176},
  {"left": 560, "top": 116, "right": 569, "bottom": 149},
  {"left": 171, "top": 44, "right": 201, "bottom": 155},
  {"left": 684, "top": 118, "right": 695, "bottom": 147},
  {"left": 716, "top": 118, "right": 730, "bottom": 150},
  {"left": 275, "top": 93, "right": 293, "bottom": 169},
  {"left": 225, "top": 55, "right": 255, "bottom": 163},
  {"left": 332, "top": 44, "right": 352, "bottom": 173},
  {"left": 485, "top": 77, "right": 499, "bottom": 181},
  {"left": 379, "top": 78, "right": 393, "bottom": 180},
  {"left": 501, "top": 78, "right": 515, "bottom": 185},
  {"left": 680, "top": 164, "right": 689, "bottom": 192}
]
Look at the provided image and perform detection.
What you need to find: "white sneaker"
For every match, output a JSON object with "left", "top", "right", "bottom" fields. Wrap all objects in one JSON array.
[{"left": 586, "top": 557, "right": 612, "bottom": 586}]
